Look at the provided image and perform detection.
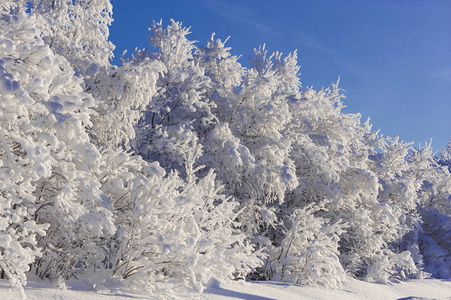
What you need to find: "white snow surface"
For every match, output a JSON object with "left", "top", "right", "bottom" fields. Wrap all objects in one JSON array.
[{"left": 1, "top": 277, "right": 451, "bottom": 300}]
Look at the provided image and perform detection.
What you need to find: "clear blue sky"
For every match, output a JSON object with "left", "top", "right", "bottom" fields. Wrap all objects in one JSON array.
[{"left": 109, "top": 0, "right": 451, "bottom": 152}]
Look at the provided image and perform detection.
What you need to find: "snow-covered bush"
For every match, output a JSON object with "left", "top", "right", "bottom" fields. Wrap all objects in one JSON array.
[
  {"left": 263, "top": 204, "right": 347, "bottom": 288},
  {"left": 420, "top": 208, "right": 451, "bottom": 278},
  {"left": 411, "top": 143, "right": 451, "bottom": 278},
  {"left": 99, "top": 151, "right": 260, "bottom": 293}
]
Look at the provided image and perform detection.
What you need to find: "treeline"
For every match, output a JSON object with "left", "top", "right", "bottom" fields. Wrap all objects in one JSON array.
[{"left": 1, "top": 1, "right": 450, "bottom": 298}]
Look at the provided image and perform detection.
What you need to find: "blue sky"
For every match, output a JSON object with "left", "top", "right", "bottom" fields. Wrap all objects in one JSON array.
[{"left": 109, "top": 0, "right": 451, "bottom": 152}]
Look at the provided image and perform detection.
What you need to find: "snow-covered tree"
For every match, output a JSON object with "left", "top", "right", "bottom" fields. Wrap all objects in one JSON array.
[
  {"left": 231, "top": 45, "right": 299, "bottom": 205},
  {"left": 0, "top": 5, "right": 115, "bottom": 294},
  {"left": 25, "top": 0, "right": 114, "bottom": 83},
  {"left": 195, "top": 34, "right": 256, "bottom": 200},
  {"left": 88, "top": 52, "right": 165, "bottom": 150},
  {"left": 439, "top": 140, "right": 451, "bottom": 170},
  {"left": 280, "top": 83, "right": 421, "bottom": 282},
  {"left": 132, "top": 20, "right": 215, "bottom": 179}
]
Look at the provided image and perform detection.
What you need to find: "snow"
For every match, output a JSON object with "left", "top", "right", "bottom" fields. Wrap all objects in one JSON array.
[
  {"left": 1, "top": 277, "right": 451, "bottom": 300},
  {"left": 2, "top": 3, "right": 451, "bottom": 300}
]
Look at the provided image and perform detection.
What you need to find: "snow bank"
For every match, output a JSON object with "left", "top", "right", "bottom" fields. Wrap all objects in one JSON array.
[{"left": 1, "top": 277, "right": 451, "bottom": 300}]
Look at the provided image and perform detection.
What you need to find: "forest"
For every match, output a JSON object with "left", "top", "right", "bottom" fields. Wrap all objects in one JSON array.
[{"left": 1, "top": 1, "right": 451, "bottom": 298}]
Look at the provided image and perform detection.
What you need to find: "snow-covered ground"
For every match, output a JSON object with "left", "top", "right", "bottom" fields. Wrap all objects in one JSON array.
[{"left": 1, "top": 277, "right": 451, "bottom": 300}]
